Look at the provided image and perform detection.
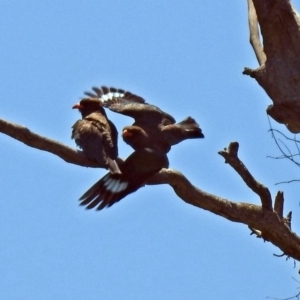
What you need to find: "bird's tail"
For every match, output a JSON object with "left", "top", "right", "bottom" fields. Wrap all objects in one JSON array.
[
  {"left": 78, "top": 172, "right": 130, "bottom": 210},
  {"left": 176, "top": 117, "right": 204, "bottom": 139},
  {"left": 79, "top": 177, "right": 103, "bottom": 204}
]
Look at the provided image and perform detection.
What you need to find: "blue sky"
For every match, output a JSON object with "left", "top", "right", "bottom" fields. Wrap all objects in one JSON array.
[{"left": 1, "top": 1, "right": 300, "bottom": 299}]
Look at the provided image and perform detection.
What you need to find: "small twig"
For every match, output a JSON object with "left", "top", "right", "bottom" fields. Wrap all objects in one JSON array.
[
  {"left": 242, "top": 67, "right": 257, "bottom": 77},
  {"left": 267, "top": 291, "right": 300, "bottom": 300},
  {"left": 285, "top": 211, "right": 292, "bottom": 230},
  {"left": 274, "top": 191, "right": 284, "bottom": 218},
  {"left": 268, "top": 276, "right": 300, "bottom": 299},
  {"left": 269, "top": 128, "right": 300, "bottom": 145},
  {"left": 249, "top": 226, "right": 263, "bottom": 239},
  {"left": 277, "top": 138, "right": 295, "bottom": 159},
  {"left": 268, "top": 117, "right": 300, "bottom": 167},
  {"left": 273, "top": 252, "right": 286, "bottom": 258},
  {"left": 275, "top": 180, "right": 300, "bottom": 185},
  {"left": 267, "top": 154, "right": 300, "bottom": 160},
  {"left": 293, "top": 277, "right": 300, "bottom": 284},
  {"left": 295, "top": 135, "right": 300, "bottom": 153}
]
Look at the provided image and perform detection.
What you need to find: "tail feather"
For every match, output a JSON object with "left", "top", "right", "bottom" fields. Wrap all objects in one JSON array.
[
  {"left": 79, "top": 177, "right": 102, "bottom": 201},
  {"left": 177, "top": 117, "right": 204, "bottom": 137},
  {"left": 162, "top": 116, "right": 204, "bottom": 145}
]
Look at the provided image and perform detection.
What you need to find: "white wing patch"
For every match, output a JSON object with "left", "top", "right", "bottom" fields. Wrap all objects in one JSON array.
[
  {"left": 103, "top": 176, "right": 128, "bottom": 193},
  {"left": 100, "top": 92, "right": 124, "bottom": 102},
  {"left": 116, "top": 181, "right": 129, "bottom": 193}
]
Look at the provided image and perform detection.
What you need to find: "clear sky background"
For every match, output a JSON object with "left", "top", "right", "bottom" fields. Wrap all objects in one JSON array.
[{"left": 1, "top": 1, "right": 300, "bottom": 299}]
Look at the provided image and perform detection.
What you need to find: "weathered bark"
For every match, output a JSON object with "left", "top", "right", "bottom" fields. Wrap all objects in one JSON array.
[
  {"left": 0, "top": 118, "right": 101, "bottom": 168},
  {"left": 1, "top": 117, "right": 300, "bottom": 261},
  {"left": 245, "top": 0, "right": 300, "bottom": 133}
]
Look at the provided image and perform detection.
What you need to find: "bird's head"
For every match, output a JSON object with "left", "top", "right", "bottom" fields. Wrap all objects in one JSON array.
[
  {"left": 122, "top": 126, "right": 150, "bottom": 149},
  {"left": 72, "top": 98, "right": 106, "bottom": 118}
]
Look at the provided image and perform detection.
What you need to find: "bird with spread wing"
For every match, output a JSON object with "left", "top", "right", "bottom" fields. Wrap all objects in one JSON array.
[{"left": 75, "top": 86, "right": 204, "bottom": 210}]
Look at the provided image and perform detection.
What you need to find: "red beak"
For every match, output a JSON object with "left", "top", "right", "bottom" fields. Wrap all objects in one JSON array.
[
  {"left": 122, "top": 129, "right": 133, "bottom": 137},
  {"left": 72, "top": 103, "right": 83, "bottom": 109}
]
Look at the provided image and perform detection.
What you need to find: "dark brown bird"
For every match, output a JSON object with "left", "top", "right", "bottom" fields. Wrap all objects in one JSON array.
[
  {"left": 72, "top": 98, "right": 120, "bottom": 174},
  {"left": 79, "top": 148, "right": 168, "bottom": 210},
  {"left": 85, "top": 86, "right": 204, "bottom": 152},
  {"left": 122, "top": 117, "right": 204, "bottom": 151}
]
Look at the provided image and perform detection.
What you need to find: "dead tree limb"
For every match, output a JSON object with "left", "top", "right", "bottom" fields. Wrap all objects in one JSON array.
[
  {"left": 247, "top": 0, "right": 266, "bottom": 65},
  {"left": 1, "top": 116, "right": 300, "bottom": 261},
  {"left": 218, "top": 142, "right": 272, "bottom": 210},
  {"left": 244, "top": 0, "right": 300, "bottom": 133},
  {"left": 0, "top": 117, "right": 102, "bottom": 168}
]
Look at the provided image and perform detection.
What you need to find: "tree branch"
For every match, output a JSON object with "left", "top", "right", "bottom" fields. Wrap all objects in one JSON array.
[
  {"left": 1, "top": 116, "right": 299, "bottom": 260},
  {"left": 151, "top": 169, "right": 300, "bottom": 261},
  {"left": 244, "top": 0, "right": 300, "bottom": 133},
  {"left": 274, "top": 191, "right": 284, "bottom": 218},
  {"left": 0, "top": 117, "right": 103, "bottom": 168},
  {"left": 247, "top": 0, "right": 266, "bottom": 65},
  {"left": 218, "top": 142, "right": 273, "bottom": 210}
]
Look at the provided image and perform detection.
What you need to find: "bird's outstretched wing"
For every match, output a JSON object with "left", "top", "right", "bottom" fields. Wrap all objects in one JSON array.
[
  {"left": 84, "top": 85, "right": 175, "bottom": 127},
  {"left": 84, "top": 86, "right": 145, "bottom": 104}
]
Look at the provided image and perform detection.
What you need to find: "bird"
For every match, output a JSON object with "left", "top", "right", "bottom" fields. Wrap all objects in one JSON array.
[
  {"left": 72, "top": 97, "right": 120, "bottom": 174},
  {"left": 79, "top": 147, "right": 169, "bottom": 210},
  {"left": 84, "top": 86, "right": 204, "bottom": 152},
  {"left": 122, "top": 117, "right": 204, "bottom": 151},
  {"left": 104, "top": 96, "right": 177, "bottom": 154}
]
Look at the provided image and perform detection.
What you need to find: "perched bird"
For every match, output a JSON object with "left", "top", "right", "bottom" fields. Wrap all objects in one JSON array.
[
  {"left": 72, "top": 98, "right": 120, "bottom": 174},
  {"left": 79, "top": 148, "right": 169, "bottom": 210},
  {"left": 85, "top": 86, "right": 204, "bottom": 152}
]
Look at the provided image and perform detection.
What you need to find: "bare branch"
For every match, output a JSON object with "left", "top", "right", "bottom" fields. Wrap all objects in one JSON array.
[
  {"left": 218, "top": 142, "right": 273, "bottom": 210},
  {"left": 1, "top": 117, "right": 300, "bottom": 261},
  {"left": 267, "top": 288, "right": 300, "bottom": 300},
  {"left": 247, "top": 0, "right": 266, "bottom": 65},
  {"left": 268, "top": 117, "right": 300, "bottom": 168},
  {"left": 0, "top": 117, "right": 104, "bottom": 168},
  {"left": 245, "top": 1, "right": 300, "bottom": 133},
  {"left": 151, "top": 168, "right": 300, "bottom": 260},
  {"left": 275, "top": 180, "right": 300, "bottom": 185}
]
